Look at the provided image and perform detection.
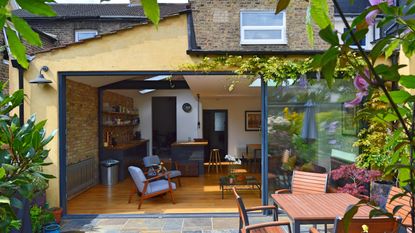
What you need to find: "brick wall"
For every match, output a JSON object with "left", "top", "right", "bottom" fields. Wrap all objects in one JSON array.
[
  {"left": 190, "top": 0, "right": 333, "bottom": 51},
  {"left": 66, "top": 80, "right": 99, "bottom": 166},
  {"left": 102, "top": 91, "right": 135, "bottom": 145},
  {"left": 28, "top": 20, "right": 142, "bottom": 45},
  {"left": 66, "top": 82, "right": 135, "bottom": 165}
]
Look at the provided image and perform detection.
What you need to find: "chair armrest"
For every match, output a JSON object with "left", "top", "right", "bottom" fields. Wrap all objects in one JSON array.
[
  {"left": 246, "top": 205, "right": 277, "bottom": 212},
  {"left": 275, "top": 189, "right": 291, "bottom": 194},
  {"left": 309, "top": 227, "right": 320, "bottom": 233},
  {"left": 145, "top": 172, "right": 171, "bottom": 182},
  {"left": 245, "top": 221, "right": 291, "bottom": 232}
]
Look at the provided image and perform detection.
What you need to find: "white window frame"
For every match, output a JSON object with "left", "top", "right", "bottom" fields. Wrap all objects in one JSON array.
[
  {"left": 240, "top": 10, "right": 287, "bottom": 45},
  {"left": 334, "top": 17, "right": 380, "bottom": 50},
  {"left": 75, "top": 29, "right": 98, "bottom": 42}
]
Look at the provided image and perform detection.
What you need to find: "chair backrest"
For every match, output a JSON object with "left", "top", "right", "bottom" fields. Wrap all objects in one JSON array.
[
  {"left": 143, "top": 155, "right": 161, "bottom": 168},
  {"left": 333, "top": 216, "right": 401, "bottom": 233},
  {"left": 386, "top": 186, "right": 412, "bottom": 227},
  {"left": 232, "top": 187, "right": 250, "bottom": 228},
  {"left": 291, "top": 170, "right": 328, "bottom": 194},
  {"left": 128, "top": 166, "right": 146, "bottom": 192}
]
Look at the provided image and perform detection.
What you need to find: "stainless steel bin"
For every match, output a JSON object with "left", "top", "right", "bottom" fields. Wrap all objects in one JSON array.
[{"left": 100, "top": 159, "right": 119, "bottom": 185}]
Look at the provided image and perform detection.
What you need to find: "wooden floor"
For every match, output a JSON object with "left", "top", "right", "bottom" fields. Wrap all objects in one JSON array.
[{"left": 68, "top": 168, "right": 262, "bottom": 214}]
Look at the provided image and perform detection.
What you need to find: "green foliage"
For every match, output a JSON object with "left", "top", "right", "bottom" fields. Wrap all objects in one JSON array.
[
  {"left": 354, "top": 92, "right": 396, "bottom": 179},
  {"left": 0, "top": 83, "right": 55, "bottom": 232},
  {"left": 141, "top": 0, "right": 160, "bottom": 26},
  {"left": 275, "top": 0, "right": 290, "bottom": 14},
  {"left": 275, "top": 0, "right": 415, "bottom": 231},
  {"left": 30, "top": 205, "right": 54, "bottom": 233},
  {"left": 184, "top": 55, "right": 357, "bottom": 88},
  {"left": 0, "top": 0, "right": 57, "bottom": 68}
]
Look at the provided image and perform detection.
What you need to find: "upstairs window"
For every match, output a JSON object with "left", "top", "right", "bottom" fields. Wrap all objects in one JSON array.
[
  {"left": 75, "top": 30, "right": 98, "bottom": 42},
  {"left": 240, "top": 11, "right": 286, "bottom": 45}
]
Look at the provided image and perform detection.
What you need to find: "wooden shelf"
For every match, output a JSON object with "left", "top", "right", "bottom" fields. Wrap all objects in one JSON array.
[{"left": 102, "top": 111, "right": 138, "bottom": 116}]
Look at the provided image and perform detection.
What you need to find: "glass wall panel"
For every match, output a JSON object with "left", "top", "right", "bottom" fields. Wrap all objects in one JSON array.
[{"left": 266, "top": 79, "right": 358, "bottom": 200}]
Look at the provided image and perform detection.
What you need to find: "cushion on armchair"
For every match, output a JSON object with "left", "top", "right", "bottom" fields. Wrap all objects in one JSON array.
[
  {"left": 169, "top": 170, "right": 181, "bottom": 178},
  {"left": 146, "top": 180, "right": 176, "bottom": 194}
]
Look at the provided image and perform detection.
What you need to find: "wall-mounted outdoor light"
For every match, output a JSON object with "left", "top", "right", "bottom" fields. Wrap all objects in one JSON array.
[{"left": 29, "top": 66, "right": 52, "bottom": 84}]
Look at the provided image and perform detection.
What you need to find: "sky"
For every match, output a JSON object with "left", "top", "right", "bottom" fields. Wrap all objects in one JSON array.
[{"left": 55, "top": 0, "right": 188, "bottom": 3}]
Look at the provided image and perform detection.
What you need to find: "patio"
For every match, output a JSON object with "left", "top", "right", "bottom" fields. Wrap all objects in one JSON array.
[{"left": 61, "top": 215, "right": 311, "bottom": 233}]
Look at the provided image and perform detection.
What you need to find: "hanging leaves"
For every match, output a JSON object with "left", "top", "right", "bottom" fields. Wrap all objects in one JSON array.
[{"left": 141, "top": 0, "right": 160, "bottom": 27}]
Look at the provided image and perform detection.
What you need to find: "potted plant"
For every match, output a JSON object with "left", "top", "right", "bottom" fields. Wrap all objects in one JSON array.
[
  {"left": 29, "top": 205, "right": 55, "bottom": 233},
  {"left": 49, "top": 207, "right": 63, "bottom": 224},
  {"left": 228, "top": 174, "right": 235, "bottom": 184},
  {"left": 0, "top": 82, "right": 56, "bottom": 232},
  {"left": 330, "top": 164, "right": 381, "bottom": 198},
  {"left": 353, "top": 95, "right": 397, "bottom": 207}
]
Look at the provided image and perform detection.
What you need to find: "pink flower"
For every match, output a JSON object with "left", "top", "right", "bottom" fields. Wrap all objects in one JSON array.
[
  {"left": 366, "top": 10, "right": 380, "bottom": 26},
  {"left": 366, "top": 0, "right": 394, "bottom": 26},
  {"left": 345, "top": 71, "right": 371, "bottom": 108},
  {"left": 344, "top": 92, "right": 367, "bottom": 108},
  {"left": 353, "top": 73, "right": 369, "bottom": 92}
]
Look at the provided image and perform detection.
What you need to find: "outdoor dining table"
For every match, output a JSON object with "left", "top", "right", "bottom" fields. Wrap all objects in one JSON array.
[{"left": 271, "top": 193, "right": 372, "bottom": 233}]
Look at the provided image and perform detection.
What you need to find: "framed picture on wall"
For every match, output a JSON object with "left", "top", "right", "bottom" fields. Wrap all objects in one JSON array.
[
  {"left": 341, "top": 105, "right": 358, "bottom": 136},
  {"left": 245, "top": 111, "right": 261, "bottom": 131}
]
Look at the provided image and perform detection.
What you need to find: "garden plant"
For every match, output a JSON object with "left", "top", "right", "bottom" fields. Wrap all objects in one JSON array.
[{"left": 0, "top": 82, "right": 56, "bottom": 232}]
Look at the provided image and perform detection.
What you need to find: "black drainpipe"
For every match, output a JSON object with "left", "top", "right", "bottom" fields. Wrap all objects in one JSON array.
[{"left": 11, "top": 59, "right": 24, "bottom": 126}]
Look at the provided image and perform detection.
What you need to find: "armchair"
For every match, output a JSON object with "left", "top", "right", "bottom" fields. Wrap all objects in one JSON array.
[
  {"left": 143, "top": 155, "right": 182, "bottom": 186},
  {"left": 128, "top": 166, "right": 176, "bottom": 209}
]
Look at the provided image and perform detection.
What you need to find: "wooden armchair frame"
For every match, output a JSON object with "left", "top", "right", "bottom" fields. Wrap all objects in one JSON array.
[
  {"left": 128, "top": 171, "right": 175, "bottom": 209},
  {"left": 233, "top": 187, "right": 291, "bottom": 233}
]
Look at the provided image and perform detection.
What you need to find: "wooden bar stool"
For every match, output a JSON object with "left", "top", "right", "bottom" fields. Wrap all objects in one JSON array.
[{"left": 208, "top": 149, "right": 222, "bottom": 173}]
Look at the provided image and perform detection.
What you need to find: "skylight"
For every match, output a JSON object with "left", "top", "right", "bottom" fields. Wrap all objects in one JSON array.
[
  {"left": 144, "top": 75, "right": 170, "bottom": 81},
  {"left": 139, "top": 89, "right": 156, "bottom": 94}
]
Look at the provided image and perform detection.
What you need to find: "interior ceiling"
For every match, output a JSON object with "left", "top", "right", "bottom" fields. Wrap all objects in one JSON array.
[
  {"left": 183, "top": 75, "right": 260, "bottom": 97},
  {"left": 67, "top": 75, "right": 260, "bottom": 97},
  {"left": 67, "top": 75, "right": 185, "bottom": 88}
]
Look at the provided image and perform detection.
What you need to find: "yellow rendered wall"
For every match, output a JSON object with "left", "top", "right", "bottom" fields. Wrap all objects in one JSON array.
[{"left": 8, "top": 14, "right": 197, "bottom": 208}]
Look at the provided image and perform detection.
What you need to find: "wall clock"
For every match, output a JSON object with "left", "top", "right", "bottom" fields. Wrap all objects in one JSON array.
[{"left": 182, "top": 103, "right": 192, "bottom": 113}]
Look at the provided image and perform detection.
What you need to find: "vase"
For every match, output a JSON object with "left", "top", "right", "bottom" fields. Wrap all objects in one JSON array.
[
  {"left": 236, "top": 174, "right": 246, "bottom": 182},
  {"left": 229, "top": 178, "right": 234, "bottom": 184},
  {"left": 51, "top": 208, "right": 63, "bottom": 224},
  {"left": 43, "top": 223, "right": 60, "bottom": 233},
  {"left": 370, "top": 180, "right": 393, "bottom": 209}
]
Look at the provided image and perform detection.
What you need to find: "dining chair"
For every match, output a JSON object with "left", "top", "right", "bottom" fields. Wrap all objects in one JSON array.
[
  {"left": 143, "top": 155, "right": 182, "bottom": 186},
  {"left": 128, "top": 166, "right": 176, "bottom": 209},
  {"left": 275, "top": 170, "right": 328, "bottom": 194},
  {"left": 309, "top": 216, "right": 401, "bottom": 233},
  {"left": 232, "top": 187, "right": 291, "bottom": 233},
  {"left": 274, "top": 170, "right": 328, "bottom": 221}
]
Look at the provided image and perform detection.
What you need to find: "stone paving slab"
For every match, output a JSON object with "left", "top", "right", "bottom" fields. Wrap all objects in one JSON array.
[
  {"left": 60, "top": 215, "right": 330, "bottom": 233},
  {"left": 61, "top": 216, "right": 272, "bottom": 233}
]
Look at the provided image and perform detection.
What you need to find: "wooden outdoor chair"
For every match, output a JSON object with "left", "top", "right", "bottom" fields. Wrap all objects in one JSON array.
[
  {"left": 273, "top": 170, "right": 328, "bottom": 221},
  {"left": 232, "top": 187, "right": 291, "bottom": 233},
  {"left": 386, "top": 186, "right": 412, "bottom": 231},
  {"left": 275, "top": 170, "right": 328, "bottom": 194},
  {"left": 309, "top": 216, "right": 401, "bottom": 233},
  {"left": 128, "top": 166, "right": 176, "bottom": 209}
]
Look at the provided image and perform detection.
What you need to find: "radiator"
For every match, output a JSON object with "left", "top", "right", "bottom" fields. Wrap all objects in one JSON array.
[{"left": 67, "top": 158, "right": 97, "bottom": 200}]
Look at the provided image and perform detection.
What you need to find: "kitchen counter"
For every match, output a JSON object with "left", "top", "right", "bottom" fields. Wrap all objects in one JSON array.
[
  {"left": 171, "top": 141, "right": 208, "bottom": 175},
  {"left": 104, "top": 139, "right": 149, "bottom": 150},
  {"left": 171, "top": 141, "right": 208, "bottom": 147}
]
